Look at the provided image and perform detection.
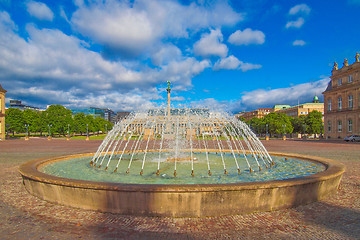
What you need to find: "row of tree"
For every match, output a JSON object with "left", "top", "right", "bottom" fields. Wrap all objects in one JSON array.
[
  {"left": 240, "top": 111, "right": 324, "bottom": 136},
  {"left": 5, "top": 105, "right": 113, "bottom": 136}
]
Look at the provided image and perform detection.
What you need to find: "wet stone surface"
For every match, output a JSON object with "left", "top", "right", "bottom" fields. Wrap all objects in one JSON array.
[{"left": 0, "top": 138, "right": 359, "bottom": 239}]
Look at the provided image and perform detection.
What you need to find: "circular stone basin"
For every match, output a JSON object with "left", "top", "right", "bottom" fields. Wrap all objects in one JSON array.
[
  {"left": 19, "top": 151, "right": 344, "bottom": 217},
  {"left": 40, "top": 152, "right": 326, "bottom": 185}
]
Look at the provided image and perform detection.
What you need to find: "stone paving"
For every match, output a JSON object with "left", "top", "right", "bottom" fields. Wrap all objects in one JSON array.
[{"left": 0, "top": 138, "right": 359, "bottom": 239}]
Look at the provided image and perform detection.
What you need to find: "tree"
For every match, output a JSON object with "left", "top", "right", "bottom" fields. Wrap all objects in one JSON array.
[
  {"left": 305, "top": 110, "right": 324, "bottom": 134},
  {"left": 73, "top": 113, "right": 87, "bottom": 135},
  {"left": 248, "top": 117, "right": 265, "bottom": 134},
  {"left": 94, "top": 117, "right": 112, "bottom": 134},
  {"left": 44, "top": 105, "right": 73, "bottom": 136},
  {"left": 263, "top": 112, "right": 293, "bottom": 136},
  {"left": 85, "top": 115, "right": 95, "bottom": 135},
  {"left": 291, "top": 115, "right": 307, "bottom": 134},
  {"left": 5, "top": 108, "right": 25, "bottom": 136},
  {"left": 23, "top": 109, "right": 41, "bottom": 135}
]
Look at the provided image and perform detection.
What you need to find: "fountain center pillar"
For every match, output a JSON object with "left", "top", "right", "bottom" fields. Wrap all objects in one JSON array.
[{"left": 166, "top": 81, "right": 171, "bottom": 117}]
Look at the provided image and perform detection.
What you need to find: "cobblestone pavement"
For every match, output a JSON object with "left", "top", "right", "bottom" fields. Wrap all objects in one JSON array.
[{"left": 0, "top": 138, "right": 359, "bottom": 239}]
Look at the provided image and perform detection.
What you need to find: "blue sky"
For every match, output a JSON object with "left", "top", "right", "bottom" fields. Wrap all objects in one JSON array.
[{"left": 0, "top": 0, "right": 359, "bottom": 112}]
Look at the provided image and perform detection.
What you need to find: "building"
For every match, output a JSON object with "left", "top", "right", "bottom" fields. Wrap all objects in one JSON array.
[
  {"left": 273, "top": 105, "right": 291, "bottom": 111},
  {"left": 0, "top": 84, "right": 6, "bottom": 140},
  {"left": 116, "top": 111, "right": 131, "bottom": 122},
  {"left": 236, "top": 108, "right": 273, "bottom": 121},
  {"left": 9, "top": 100, "right": 40, "bottom": 111},
  {"left": 323, "top": 53, "right": 360, "bottom": 139},
  {"left": 275, "top": 97, "right": 324, "bottom": 118},
  {"left": 70, "top": 107, "right": 117, "bottom": 123}
]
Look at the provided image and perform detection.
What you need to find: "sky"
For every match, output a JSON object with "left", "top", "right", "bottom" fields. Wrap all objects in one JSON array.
[{"left": 0, "top": 0, "right": 359, "bottom": 113}]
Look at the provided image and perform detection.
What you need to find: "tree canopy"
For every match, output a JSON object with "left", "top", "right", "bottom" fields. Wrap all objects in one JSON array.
[
  {"left": 242, "top": 111, "right": 323, "bottom": 136},
  {"left": 5, "top": 105, "right": 113, "bottom": 137}
]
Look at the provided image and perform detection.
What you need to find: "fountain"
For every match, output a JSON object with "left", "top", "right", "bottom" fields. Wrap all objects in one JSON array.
[{"left": 19, "top": 82, "right": 344, "bottom": 217}]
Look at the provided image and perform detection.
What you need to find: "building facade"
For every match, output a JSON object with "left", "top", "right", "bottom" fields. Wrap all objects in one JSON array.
[
  {"left": 70, "top": 107, "right": 117, "bottom": 123},
  {"left": 236, "top": 108, "right": 273, "bottom": 121},
  {"left": 0, "top": 84, "right": 6, "bottom": 140},
  {"left": 323, "top": 53, "right": 360, "bottom": 139},
  {"left": 9, "top": 100, "right": 40, "bottom": 111},
  {"left": 275, "top": 97, "right": 324, "bottom": 118},
  {"left": 116, "top": 111, "right": 131, "bottom": 122}
]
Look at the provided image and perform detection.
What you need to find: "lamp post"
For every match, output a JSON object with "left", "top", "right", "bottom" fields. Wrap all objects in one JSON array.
[
  {"left": 86, "top": 124, "right": 89, "bottom": 141},
  {"left": 303, "top": 124, "right": 307, "bottom": 139},
  {"left": 5, "top": 123, "right": 9, "bottom": 138},
  {"left": 25, "top": 124, "right": 29, "bottom": 140},
  {"left": 282, "top": 124, "right": 286, "bottom": 140},
  {"left": 47, "top": 124, "right": 52, "bottom": 140},
  {"left": 105, "top": 123, "right": 107, "bottom": 134},
  {"left": 265, "top": 124, "right": 269, "bottom": 140},
  {"left": 67, "top": 124, "right": 70, "bottom": 140}
]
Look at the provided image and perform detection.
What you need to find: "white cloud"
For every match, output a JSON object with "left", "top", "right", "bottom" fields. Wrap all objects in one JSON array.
[
  {"left": 159, "top": 58, "right": 211, "bottom": 88},
  {"left": 0, "top": 11, "right": 17, "bottom": 31},
  {"left": 213, "top": 55, "right": 262, "bottom": 72},
  {"left": 239, "top": 62, "right": 262, "bottom": 72},
  {"left": 293, "top": 40, "right": 306, "bottom": 46},
  {"left": 240, "top": 78, "right": 329, "bottom": 109},
  {"left": 59, "top": 6, "right": 70, "bottom": 24},
  {"left": 193, "top": 29, "right": 228, "bottom": 58},
  {"left": 151, "top": 44, "right": 182, "bottom": 66},
  {"left": 228, "top": 28, "right": 265, "bottom": 46},
  {"left": 26, "top": 1, "right": 54, "bottom": 21},
  {"left": 0, "top": 13, "right": 211, "bottom": 111},
  {"left": 285, "top": 17, "right": 305, "bottom": 29},
  {"left": 289, "top": 4, "right": 311, "bottom": 15},
  {"left": 190, "top": 98, "right": 233, "bottom": 111},
  {"left": 213, "top": 55, "right": 241, "bottom": 70},
  {"left": 71, "top": 0, "right": 243, "bottom": 56},
  {"left": 190, "top": 78, "right": 329, "bottom": 112}
]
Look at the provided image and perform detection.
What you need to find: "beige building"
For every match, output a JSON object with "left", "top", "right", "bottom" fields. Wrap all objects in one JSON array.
[
  {"left": 275, "top": 97, "right": 324, "bottom": 118},
  {"left": 0, "top": 83, "right": 6, "bottom": 140},
  {"left": 236, "top": 108, "right": 273, "bottom": 121},
  {"left": 323, "top": 53, "right": 360, "bottom": 139}
]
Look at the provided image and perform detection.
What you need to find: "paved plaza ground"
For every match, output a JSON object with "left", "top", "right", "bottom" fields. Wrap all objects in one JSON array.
[{"left": 0, "top": 138, "right": 359, "bottom": 239}]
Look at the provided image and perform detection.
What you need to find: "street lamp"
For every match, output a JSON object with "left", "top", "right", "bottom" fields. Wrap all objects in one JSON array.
[
  {"left": 5, "top": 123, "right": 9, "bottom": 137},
  {"left": 67, "top": 124, "right": 70, "bottom": 138},
  {"left": 266, "top": 124, "right": 268, "bottom": 135},
  {"left": 48, "top": 124, "right": 52, "bottom": 136},
  {"left": 105, "top": 123, "right": 107, "bottom": 134},
  {"left": 86, "top": 124, "right": 89, "bottom": 137},
  {"left": 25, "top": 124, "right": 29, "bottom": 137},
  {"left": 282, "top": 124, "right": 286, "bottom": 136}
]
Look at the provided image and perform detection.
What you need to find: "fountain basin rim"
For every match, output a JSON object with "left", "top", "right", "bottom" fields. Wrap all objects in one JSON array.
[{"left": 19, "top": 151, "right": 345, "bottom": 192}]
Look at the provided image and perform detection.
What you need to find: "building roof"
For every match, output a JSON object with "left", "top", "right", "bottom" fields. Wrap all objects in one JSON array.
[
  {"left": 273, "top": 105, "right": 291, "bottom": 110},
  {"left": 323, "top": 81, "right": 332, "bottom": 92},
  {"left": 0, "top": 83, "right": 7, "bottom": 93}
]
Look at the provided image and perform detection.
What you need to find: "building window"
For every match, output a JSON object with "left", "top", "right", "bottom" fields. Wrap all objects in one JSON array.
[
  {"left": 327, "top": 121, "right": 331, "bottom": 132},
  {"left": 338, "top": 121, "right": 342, "bottom": 132},
  {"left": 348, "top": 75, "right": 353, "bottom": 83},
  {"left": 338, "top": 78, "right": 342, "bottom": 86},
  {"left": 338, "top": 97, "right": 342, "bottom": 110},
  {"left": 348, "top": 95, "right": 353, "bottom": 109},
  {"left": 328, "top": 98, "right": 332, "bottom": 111},
  {"left": 348, "top": 119, "right": 352, "bottom": 132}
]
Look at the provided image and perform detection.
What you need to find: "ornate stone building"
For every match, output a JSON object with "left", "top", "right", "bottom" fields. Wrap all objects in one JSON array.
[
  {"left": 0, "top": 83, "right": 6, "bottom": 140},
  {"left": 323, "top": 53, "right": 360, "bottom": 139}
]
